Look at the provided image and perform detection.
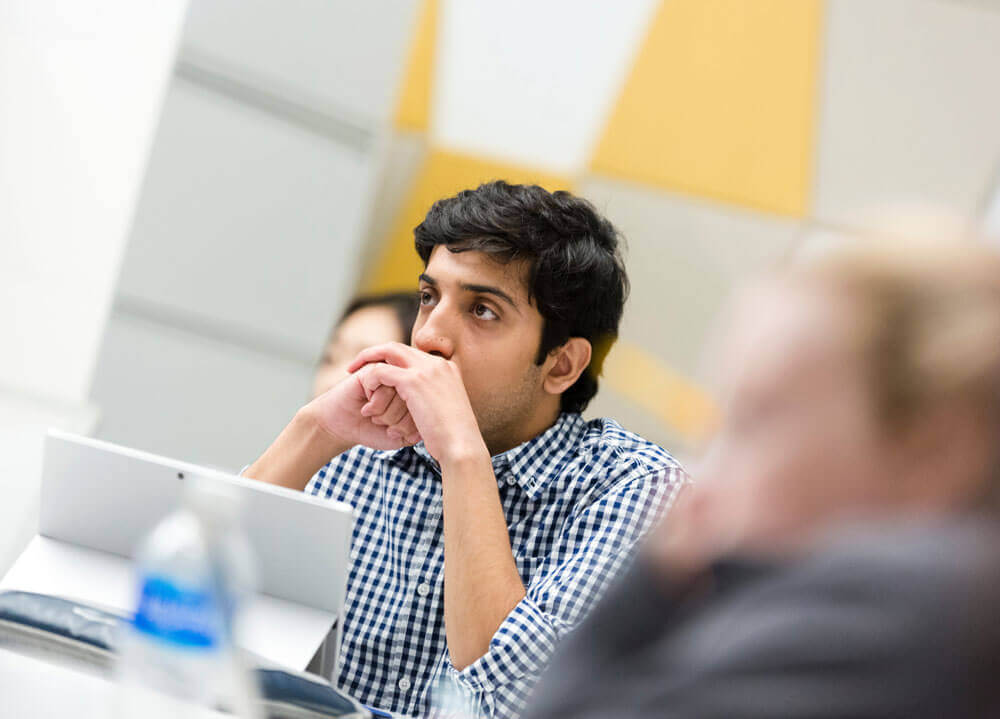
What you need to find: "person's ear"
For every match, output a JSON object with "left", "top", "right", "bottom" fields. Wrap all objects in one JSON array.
[{"left": 542, "top": 338, "right": 592, "bottom": 397}]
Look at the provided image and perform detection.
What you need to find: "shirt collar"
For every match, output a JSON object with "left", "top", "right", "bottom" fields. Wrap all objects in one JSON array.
[{"left": 389, "top": 413, "right": 588, "bottom": 501}]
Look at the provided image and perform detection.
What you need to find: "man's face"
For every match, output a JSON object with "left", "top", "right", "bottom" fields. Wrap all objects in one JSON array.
[
  {"left": 692, "top": 283, "right": 895, "bottom": 553},
  {"left": 413, "top": 246, "right": 549, "bottom": 450}
]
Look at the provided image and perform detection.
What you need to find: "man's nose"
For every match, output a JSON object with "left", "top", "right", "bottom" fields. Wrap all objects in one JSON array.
[{"left": 413, "top": 307, "right": 456, "bottom": 359}]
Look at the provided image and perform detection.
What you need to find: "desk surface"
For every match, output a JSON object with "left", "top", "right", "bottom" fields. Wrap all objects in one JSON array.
[
  {"left": 0, "top": 535, "right": 336, "bottom": 670},
  {"left": 0, "top": 647, "right": 230, "bottom": 719}
]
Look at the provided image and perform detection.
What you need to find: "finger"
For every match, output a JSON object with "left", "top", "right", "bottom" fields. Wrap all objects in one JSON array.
[
  {"left": 357, "top": 364, "right": 382, "bottom": 398},
  {"left": 399, "top": 432, "right": 423, "bottom": 447},
  {"left": 371, "top": 392, "right": 408, "bottom": 427},
  {"left": 360, "top": 362, "right": 410, "bottom": 395},
  {"left": 347, "top": 342, "right": 415, "bottom": 374},
  {"left": 360, "top": 385, "right": 395, "bottom": 418},
  {"left": 389, "top": 415, "right": 420, "bottom": 444}
]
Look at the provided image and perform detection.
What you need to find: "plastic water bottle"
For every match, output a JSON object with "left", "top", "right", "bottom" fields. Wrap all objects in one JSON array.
[{"left": 114, "top": 476, "right": 262, "bottom": 718}]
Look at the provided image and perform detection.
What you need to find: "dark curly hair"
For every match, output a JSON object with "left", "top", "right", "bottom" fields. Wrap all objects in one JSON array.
[{"left": 414, "top": 181, "right": 628, "bottom": 413}]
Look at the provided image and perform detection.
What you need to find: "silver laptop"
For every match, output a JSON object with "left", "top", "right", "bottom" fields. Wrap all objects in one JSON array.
[{"left": 39, "top": 430, "right": 354, "bottom": 616}]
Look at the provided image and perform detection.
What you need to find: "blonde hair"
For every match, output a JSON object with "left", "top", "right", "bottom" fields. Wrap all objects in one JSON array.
[{"left": 792, "top": 241, "right": 1000, "bottom": 434}]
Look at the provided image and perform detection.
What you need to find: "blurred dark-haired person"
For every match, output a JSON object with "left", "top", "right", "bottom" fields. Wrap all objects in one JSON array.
[
  {"left": 526, "top": 241, "right": 1000, "bottom": 719},
  {"left": 245, "top": 181, "right": 685, "bottom": 718},
  {"left": 313, "top": 292, "right": 420, "bottom": 398}
]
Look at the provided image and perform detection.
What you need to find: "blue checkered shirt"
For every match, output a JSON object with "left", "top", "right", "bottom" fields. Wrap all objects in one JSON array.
[{"left": 306, "top": 412, "right": 685, "bottom": 718}]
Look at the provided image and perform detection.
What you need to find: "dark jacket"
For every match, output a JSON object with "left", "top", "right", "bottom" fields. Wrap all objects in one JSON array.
[{"left": 524, "top": 518, "right": 1000, "bottom": 719}]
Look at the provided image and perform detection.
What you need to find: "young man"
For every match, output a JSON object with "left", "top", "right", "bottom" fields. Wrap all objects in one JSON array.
[{"left": 246, "top": 181, "right": 684, "bottom": 718}]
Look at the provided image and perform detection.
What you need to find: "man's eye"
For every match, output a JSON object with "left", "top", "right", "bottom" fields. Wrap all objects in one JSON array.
[
  {"left": 419, "top": 291, "right": 435, "bottom": 306},
  {"left": 473, "top": 303, "right": 498, "bottom": 320}
]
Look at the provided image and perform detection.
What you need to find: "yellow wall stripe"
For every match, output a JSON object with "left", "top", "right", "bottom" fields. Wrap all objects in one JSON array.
[
  {"left": 393, "top": 0, "right": 438, "bottom": 132},
  {"left": 591, "top": 0, "right": 824, "bottom": 217},
  {"left": 603, "top": 339, "right": 716, "bottom": 443}
]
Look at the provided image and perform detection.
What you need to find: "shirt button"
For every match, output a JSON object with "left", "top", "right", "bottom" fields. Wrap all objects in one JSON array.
[
  {"left": 506, "top": 475, "right": 517, "bottom": 486},
  {"left": 398, "top": 677, "right": 411, "bottom": 692},
  {"left": 417, "top": 583, "right": 431, "bottom": 597}
]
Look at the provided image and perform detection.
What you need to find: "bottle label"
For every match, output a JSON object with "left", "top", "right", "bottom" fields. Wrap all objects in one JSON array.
[{"left": 132, "top": 575, "right": 221, "bottom": 649}]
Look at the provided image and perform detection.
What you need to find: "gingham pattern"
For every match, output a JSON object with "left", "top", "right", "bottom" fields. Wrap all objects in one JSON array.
[{"left": 307, "top": 412, "right": 685, "bottom": 719}]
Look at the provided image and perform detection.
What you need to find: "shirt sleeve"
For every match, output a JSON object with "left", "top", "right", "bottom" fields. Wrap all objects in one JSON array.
[
  {"left": 305, "top": 444, "right": 371, "bottom": 498},
  {"left": 522, "top": 557, "right": 708, "bottom": 719},
  {"left": 428, "top": 464, "right": 687, "bottom": 719}
]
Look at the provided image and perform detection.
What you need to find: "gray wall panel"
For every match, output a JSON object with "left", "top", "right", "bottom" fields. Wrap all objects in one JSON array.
[
  {"left": 116, "top": 78, "right": 372, "bottom": 360},
  {"left": 181, "top": 0, "right": 417, "bottom": 124},
  {"left": 89, "top": 0, "right": 422, "bottom": 464},
  {"left": 91, "top": 311, "right": 311, "bottom": 471},
  {"left": 815, "top": 0, "right": 1000, "bottom": 229}
]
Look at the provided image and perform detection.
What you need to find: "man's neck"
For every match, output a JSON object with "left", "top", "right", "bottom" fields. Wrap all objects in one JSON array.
[{"left": 485, "top": 401, "right": 563, "bottom": 457}]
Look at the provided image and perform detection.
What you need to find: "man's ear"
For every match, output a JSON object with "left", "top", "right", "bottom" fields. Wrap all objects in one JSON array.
[{"left": 543, "top": 338, "right": 592, "bottom": 397}]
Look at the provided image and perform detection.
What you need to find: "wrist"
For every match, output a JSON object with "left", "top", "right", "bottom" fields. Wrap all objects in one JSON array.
[
  {"left": 244, "top": 405, "right": 353, "bottom": 491},
  {"left": 438, "top": 437, "right": 491, "bottom": 477},
  {"left": 296, "top": 403, "right": 352, "bottom": 457}
]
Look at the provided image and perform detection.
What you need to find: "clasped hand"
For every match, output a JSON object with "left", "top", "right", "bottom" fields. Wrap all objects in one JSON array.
[{"left": 309, "top": 342, "right": 485, "bottom": 464}]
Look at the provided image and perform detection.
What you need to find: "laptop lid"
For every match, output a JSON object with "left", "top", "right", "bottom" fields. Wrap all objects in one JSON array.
[{"left": 39, "top": 430, "right": 354, "bottom": 615}]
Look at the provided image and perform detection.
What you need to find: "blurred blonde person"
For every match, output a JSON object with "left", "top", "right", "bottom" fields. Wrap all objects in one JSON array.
[
  {"left": 527, "top": 239, "right": 1000, "bottom": 719},
  {"left": 312, "top": 292, "right": 419, "bottom": 398}
]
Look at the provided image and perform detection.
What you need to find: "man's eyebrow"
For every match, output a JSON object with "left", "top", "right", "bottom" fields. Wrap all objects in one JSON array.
[
  {"left": 460, "top": 283, "right": 518, "bottom": 310},
  {"left": 418, "top": 272, "right": 521, "bottom": 312},
  {"left": 419, "top": 273, "right": 521, "bottom": 312}
]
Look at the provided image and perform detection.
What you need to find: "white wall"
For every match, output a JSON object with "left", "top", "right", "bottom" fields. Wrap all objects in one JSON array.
[
  {"left": 0, "top": 1, "right": 188, "bottom": 404},
  {"left": 0, "top": 1, "right": 189, "bottom": 574},
  {"left": 432, "top": 0, "right": 658, "bottom": 175}
]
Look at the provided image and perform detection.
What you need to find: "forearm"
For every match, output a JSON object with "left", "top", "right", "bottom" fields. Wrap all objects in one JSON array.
[
  {"left": 440, "top": 451, "right": 527, "bottom": 670},
  {"left": 245, "top": 406, "right": 351, "bottom": 491}
]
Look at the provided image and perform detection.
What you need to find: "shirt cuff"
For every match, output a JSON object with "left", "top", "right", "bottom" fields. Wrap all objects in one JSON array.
[{"left": 445, "top": 594, "right": 561, "bottom": 694}]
